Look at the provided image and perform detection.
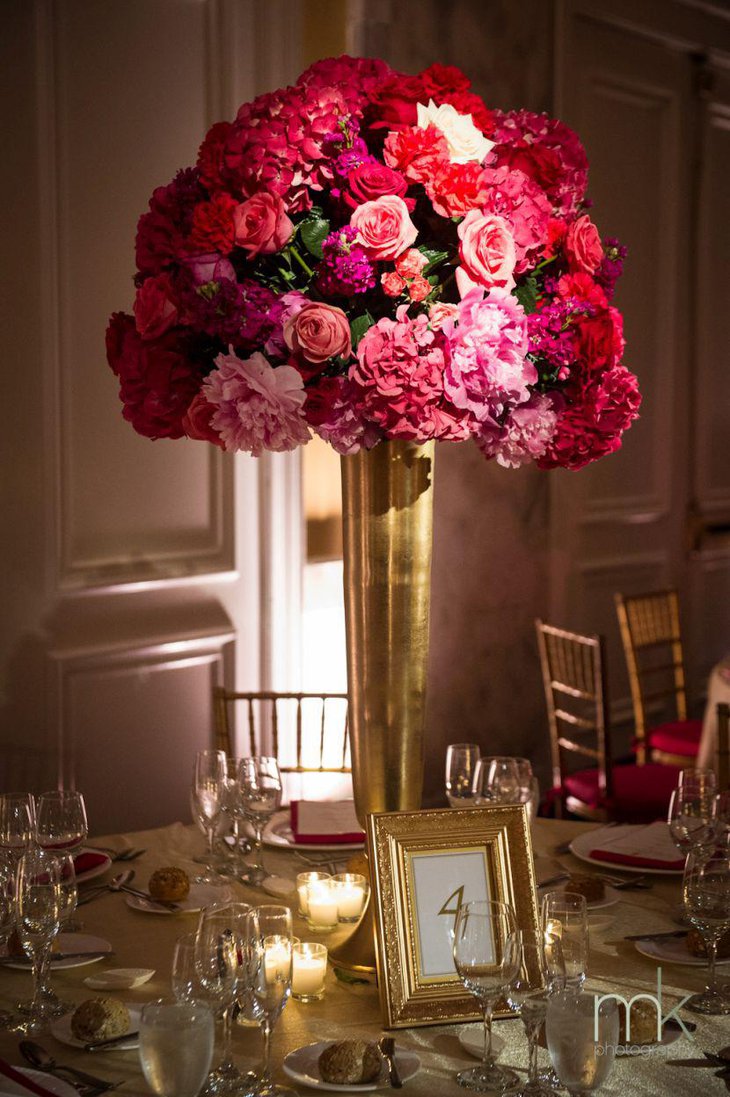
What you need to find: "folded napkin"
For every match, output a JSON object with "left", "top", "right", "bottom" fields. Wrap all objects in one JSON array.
[
  {"left": 0, "top": 1060, "right": 60, "bottom": 1097},
  {"left": 290, "top": 800, "right": 364, "bottom": 845},
  {"left": 589, "top": 821, "right": 684, "bottom": 870},
  {"left": 73, "top": 850, "right": 109, "bottom": 874}
]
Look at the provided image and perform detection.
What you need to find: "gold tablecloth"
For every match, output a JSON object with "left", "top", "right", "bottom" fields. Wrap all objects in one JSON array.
[{"left": 1, "top": 819, "right": 728, "bottom": 1095}]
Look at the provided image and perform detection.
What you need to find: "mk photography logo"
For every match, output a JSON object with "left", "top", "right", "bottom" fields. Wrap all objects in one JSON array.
[{"left": 593, "top": 966, "right": 694, "bottom": 1054}]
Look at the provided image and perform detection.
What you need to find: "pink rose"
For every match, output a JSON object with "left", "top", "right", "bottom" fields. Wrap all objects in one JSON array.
[
  {"left": 428, "top": 301, "right": 458, "bottom": 331},
  {"left": 133, "top": 273, "right": 178, "bottom": 340},
  {"left": 233, "top": 193, "right": 294, "bottom": 257},
  {"left": 350, "top": 195, "right": 418, "bottom": 261},
  {"left": 408, "top": 276, "right": 431, "bottom": 302},
  {"left": 565, "top": 214, "right": 603, "bottom": 273},
  {"left": 395, "top": 248, "right": 427, "bottom": 279},
  {"left": 182, "top": 393, "right": 225, "bottom": 449},
  {"left": 457, "top": 211, "right": 516, "bottom": 297},
  {"left": 381, "top": 271, "right": 406, "bottom": 297},
  {"left": 284, "top": 301, "right": 352, "bottom": 366}
]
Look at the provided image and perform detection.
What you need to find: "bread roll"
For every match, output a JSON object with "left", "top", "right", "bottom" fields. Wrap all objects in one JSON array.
[
  {"left": 148, "top": 866, "right": 190, "bottom": 901},
  {"left": 318, "top": 1040, "right": 381, "bottom": 1085}
]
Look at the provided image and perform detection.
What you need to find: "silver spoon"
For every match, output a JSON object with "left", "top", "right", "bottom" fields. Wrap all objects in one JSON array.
[
  {"left": 19, "top": 1039, "right": 119, "bottom": 1091},
  {"left": 77, "top": 868, "right": 135, "bottom": 906},
  {"left": 107, "top": 872, "right": 181, "bottom": 911}
]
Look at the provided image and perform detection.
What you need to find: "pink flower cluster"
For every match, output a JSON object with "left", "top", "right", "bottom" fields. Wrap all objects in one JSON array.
[{"left": 107, "top": 54, "right": 638, "bottom": 473}]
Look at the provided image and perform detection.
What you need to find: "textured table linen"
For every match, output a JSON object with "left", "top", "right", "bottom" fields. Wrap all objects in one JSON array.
[
  {"left": 1, "top": 818, "right": 728, "bottom": 1096},
  {"left": 697, "top": 655, "right": 730, "bottom": 770}
]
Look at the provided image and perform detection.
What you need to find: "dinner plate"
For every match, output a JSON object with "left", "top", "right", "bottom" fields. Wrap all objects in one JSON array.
[
  {"left": 634, "top": 937, "right": 730, "bottom": 967},
  {"left": 124, "top": 882, "right": 231, "bottom": 915},
  {"left": 51, "top": 1004, "right": 141, "bottom": 1049},
  {"left": 557, "top": 884, "right": 621, "bottom": 910},
  {"left": 615, "top": 1021, "right": 682, "bottom": 1056},
  {"left": 282, "top": 1041, "right": 420, "bottom": 1091},
  {"left": 1, "top": 933, "right": 112, "bottom": 970},
  {"left": 0, "top": 1067, "right": 77, "bottom": 1097},
  {"left": 457, "top": 1026, "right": 505, "bottom": 1060},
  {"left": 73, "top": 850, "right": 113, "bottom": 884},
  {"left": 262, "top": 810, "right": 365, "bottom": 853},
  {"left": 569, "top": 828, "right": 683, "bottom": 876}
]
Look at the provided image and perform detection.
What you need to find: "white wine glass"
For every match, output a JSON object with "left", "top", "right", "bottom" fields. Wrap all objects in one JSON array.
[
  {"left": 139, "top": 999, "right": 215, "bottom": 1097},
  {"left": 251, "top": 905, "right": 296, "bottom": 1097},
  {"left": 35, "top": 791, "right": 88, "bottom": 853},
  {"left": 238, "top": 758, "right": 282, "bottom": 887},
  {"left": 171, "top": 932, "right": 200, "bottom": 1004},
  {"left": 14, "top": 848, "right": 62, "bottom": 1031},
  {"left": 445, "top": 744, "right": 480, "bottom": 807},
  {"left": 36, "top": 853, "right": 77, "bottom": 1016},
  {"left": 472, "top": 757, "right": 521, "bottom": 805},
  {"left": 452, "top": 899, "right": 520, "bottom": 1093},
  {"left": 191, "top": 750, "right": 228, "bottom": 884},
  {"left": 0, "top": 852, "right": 19, "bottom": 1030},
  {"left": 541, "top": 892, "right": 588, "bottom": 990},
  {"left": 667, "top": 788, "right": 716, "bottom": 856},
  {"left": 683, "top": 837, "right": 730, "bottom": 1014},
  {"left": 0, "top": 794, "right": 35, "bottom": 858},
  {"left": 505, "top": 934, "right": 561, "bottom": 1096},
  {"left": 546, "top": 991, "right": 618, "bottom": 1095}
]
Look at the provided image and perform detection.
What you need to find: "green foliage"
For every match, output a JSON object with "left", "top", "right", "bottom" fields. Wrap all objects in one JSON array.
[
  {"left": 350, "top": 311, "right": 375, "bottom": 349},
  {"left": 514, "top": 273, "right": 540, "bottom": 314},
  {"left": 299, "top": 207, "right": 330, "bottom": 259},
  {"left": 418, "top": 247, "right": 450, "bottom": 274}
]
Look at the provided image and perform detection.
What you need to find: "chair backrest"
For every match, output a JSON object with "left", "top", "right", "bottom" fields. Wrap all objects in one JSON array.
[
  {"left": 535, "top": 620, "right": 612, "bottom": 807},
  {"left": 717, "top": 702, "right": 730, "bottom": 791},
  {"left": 212, "top": 688, "right": 350, "bottom": 775},
  {"left": 614, "top": 589, "right": 689, "bottom": 759}
]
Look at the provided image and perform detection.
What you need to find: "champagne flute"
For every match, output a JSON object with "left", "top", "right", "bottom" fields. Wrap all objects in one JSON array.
[
  {"left": 445, "top": 744, "right": 480, "bottom": 807},
  {"left": 505, "top": 934, "right": 561, "bottom": 1096},
  {"left": 683, "top": 837, "right": 730, "bottom": 1014},
  {"left": 452, "top": 899, "right": 520, "bottom": 1093},
  {"left": 0, "top": 794, "right": 35, "bottom": 858},
  {"left": 191, "top": 750, "right": 227, "bottom": 884},
  {"left": 251, "top": 905, "right": 296, "bottom": 1097},
  {"left": 546, "top": 991, "right": 618, "bottom": 1095},
  {"left": 35, "top": 791, "right": 88, "bottom": 853},
  {"left": 14, "top": 848, "right": 62, "bottom": 1030},
  {"left": 541, "top": 892, "right": 588, "bottom": 990},
  {"left": 139, "top": 998, "right": 215, "bottom": 1097},
  {"left": 238, "top": 758, "right": 282, "bottom": 887},
  {"left": 37, "top": 853, "right": 77, "bottom": 1016}
]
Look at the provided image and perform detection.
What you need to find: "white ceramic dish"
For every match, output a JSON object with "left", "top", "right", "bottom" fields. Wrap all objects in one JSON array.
[
  {"left": 457, "top": 1026, "right": 505, "bottom": 1060},
  {"left": 282, "top": 1041, "right": 420, "bottom": 1092},
  {"left": 83, "top": 967, "right": 155, "bottom": 990},
  {"left": 125, "top": 882, "right": 230, "bottom": 915},
  {"left": 2, "top": 933, "right": 112, "bottom": 971},
  {"left": 51, "top": 1004, "right": 141, "bottom": 1049},
  {"left": 556, "top": 883, "right": 621, "bottom": 910},
  {"left": 634, "top": 937, "right": 730, "bottom": 967},
  {"left": 73, "top": 850, "right": 113, "bottom": 885},
  {"left": 615, "top": 1022, "right": 681, "bottom": 1056},
  {"left": 262, "top": 810, "right": 364, "bottom": 853},
  {"left": 569, "top": 828, "right": 683, "bottom": 876},
  {"left": 0, "top": 1067, "right": 77, "bottom": 1097}
]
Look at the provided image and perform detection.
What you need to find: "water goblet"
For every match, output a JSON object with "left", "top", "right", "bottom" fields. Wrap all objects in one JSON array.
[
  {"left": 472, "top": 757, "right": 521, "bottom": 805},
  {"left": 139, "top": 998, "right": 215, "bottom": 1097},
  {"left": 667, "top": 787, "right": 716, "bottom": 855},
  {"left": 0, "top": 794, "right": 35, "bottom": 858},
  {"left": 678, "top": 768, "right": 717, "bottom": 796},
  {"left": 546, "top": 991, "right": 618, "bottom": 1095},
  {"left": 541, "top": 892, "right": 588, "bottom": 990},
  {"left": 14, "top": 848, "right": 62, "bottom": 1031},
  {"left": 505, "top": 934, "right": 561, "bottom": 1096},
  {"left": 445, "top": 744, "right": 481, "bottom": 807},
  {"left": 452, "top": 899, "right": 520, "bottom": 1093},
  {"left": 191, "top": 750, "right": 228, "bottom": 884},
  {"left": 35, "top": 791, "right": 88, "bottom": 853},
  {"left": 713, "top": 790, "right": 730, "bottom": 838},
  {"left": 682, "top": 836, "right": 730, "bottom": 1014},
  {"left": 251, "top": 905, "right": 296, "bottom": 1097},
  {"left": 238, "top": 758, "right": 282, "bottom": 887}
]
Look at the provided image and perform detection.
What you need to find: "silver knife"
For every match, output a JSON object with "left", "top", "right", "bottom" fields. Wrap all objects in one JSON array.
[{"left": 86, "top": 1031, "right": 139, "bottom": 1051}]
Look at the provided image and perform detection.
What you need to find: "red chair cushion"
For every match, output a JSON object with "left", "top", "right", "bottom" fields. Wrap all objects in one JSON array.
[
  {"left": 564, "top": 763, "right": 681, "bottom": 823},
  {"left": 646, "top": 719, "right": 702, "bottom": 757}
]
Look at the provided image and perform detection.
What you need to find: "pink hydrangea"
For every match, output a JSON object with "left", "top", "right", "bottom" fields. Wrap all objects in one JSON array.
[
  {"left": 203, "top": 349, "right": 311, "bottom": 456},
  {"left": 490, "top": 109, "right": 588, "bottom": 218},
  {"left": 479, "top": 165, "right": 551, "bottom": 273},
  {"left": 442, "top": 289, "right": 533, "bottom": 422},
  {"left": 350, "top": 307, "right": 470, "bottom": 442},
  {"left": 306, "top": 376, "right": 383, "bottom": 455},
  {"left": 538, "top": 365, "right": 641, "bottom": 470},
  {"left": 476, "top": 392, "right": 557, "bottom": 468}
]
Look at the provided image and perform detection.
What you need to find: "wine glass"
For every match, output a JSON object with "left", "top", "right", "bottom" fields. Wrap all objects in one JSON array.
[
  {"left": 238, "top": 758, "right": 282, "bottom": 887},
  {"left": 0, "top": 852, "right": 20, "bottom": 1030},
  {"left": 35, "top": 791, "right": 88, "bottom": 853},
  {"left": 452, "top": 899, "right": 520, "bottom": 1093},
  {"left": 714, "top": 791, "right": 730, "bottom": 838},
  {"left": 682, "top": 836, "right": 730, "bottom": 1014},
  {"left": 139, "top": 998, "right": 215, "bottom": 1097},
  {"left": 171, "top": 932, "right": 200, "bottom": 1004},
  {"left": 14, "top": 848, "right": 62, "bottom": 1030},
  {"left": 541, "top": 892, "right": 588, "bottom": 990},
  {"left": 667, "top": 787, "right": 716, "bottom": 855},
  {"left": 445, "top": 744, "right": 480, "bottom": 807},
  {"left": 191, "top": 750, "right": 228, "bottom": 884},
  {"left": 546, "top": 991, "right": 618, "bottom": 1095},
  {"left": 251, "top": 905, "right": 296, "bottom": 1097},
  {"left": 0, "top": 794, "right": 35, "bottom": 858},
  {"left": 37, "top": 853, "right": 78, "bottom": 1016},
  {"left": 195, "top": 902, "right": 257, "bottom": 1096},
  {"left": 505, "top": 934, "right": 561, "bottom": 1096},
  {"left": 472, "top": 757, "right": 521, "bottom": 805}
]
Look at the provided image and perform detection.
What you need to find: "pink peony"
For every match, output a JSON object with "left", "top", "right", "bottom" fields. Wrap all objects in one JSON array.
[
  {"left": 476, "top": 392, "right": 557, "bottom": 468},
  {"left": 284, "top": 301, "right": 352, "bottom": 367},
  {"left": 479, "top": 165, "right": 551, "bottom": 274},
  {"left": 565, "top": 214, "right": 604, "bottom": 273},
  {"left": 233, "top": 193, "right": 293, "bottom": 257},
  {"left": 443, "top": 289, "right": 532, "bottom": 421},
  {"left": 456, "top": 211, "right": 517, "bottom": 296},
  {"left": 350, "top": 307, "right": 470, "bottom": 442},
  {"left": 133, "top": 273, "right": 178, "bottom": 340},
  {"left": 203, "top": 349, "right": 311, "bottom": 456},
  {"left": 182, "top": 393, "right": 225, "bottom": 449},
  {"left": 350, "top": 195, "right": 418, "bottom": 261}
]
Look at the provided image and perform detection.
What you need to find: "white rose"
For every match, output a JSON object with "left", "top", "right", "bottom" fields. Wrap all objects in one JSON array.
[{"left": 416, "top": 99, "right": 494, "bottom": 165}]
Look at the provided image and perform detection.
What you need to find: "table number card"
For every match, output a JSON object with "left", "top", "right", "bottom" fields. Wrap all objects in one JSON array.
[{"left": 408, "top": 848, "right": 491, "bottom": 980}]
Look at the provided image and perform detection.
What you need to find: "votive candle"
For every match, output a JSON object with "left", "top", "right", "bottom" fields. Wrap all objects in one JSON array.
[
  {"left": 291, "top": 942, "right": 327, "bottom": 1001},
  {"left": 263, "top": 934, "right": 293, "bottom": 983},
  {"left": 297, "top": 871, "right": 330, "bottom": 917},
  {"left": 332, "top": 873, "right": 369, "bottom": 923},
  {"left": 306, "top": 880, "right": 339, "bottom": 932}
]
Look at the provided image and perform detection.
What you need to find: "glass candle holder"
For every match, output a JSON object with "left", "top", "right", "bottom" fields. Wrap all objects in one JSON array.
[
  {"left": 291, "top": 942, "right": 327, "bottom": 1002},
  {"left": 332, "top": 873, "right": 369, "bottom": 924},
  {"left": 263, "top": 934, "right": 295, "bottom": 983},
  {"left": 296, "top": 871, "right": 330, "bottom": 917},
  {"left": 306, "top": 879, "right": 339, "bottom": 933}
]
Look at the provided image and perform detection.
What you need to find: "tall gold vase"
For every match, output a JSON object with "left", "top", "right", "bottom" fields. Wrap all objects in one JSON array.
[{"left": 329, "top": 439, "right": 435, "bottom": 973}]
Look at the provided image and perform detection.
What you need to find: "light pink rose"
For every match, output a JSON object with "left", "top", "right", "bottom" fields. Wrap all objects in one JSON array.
[
  {"left": 233, "top": 193, "right": 294, "bottom": 257},
  {"left": 182, "top": 253, "right": 236, "bottom": 285},
  {"left": 381, "top": 271, "right": 406, "bottom": 297},
  {"left": 133, "top": 273, "right": 178, "bottom": 340},
  {"left": 350, "top": 195, "right": 418, "bottom": 260},
  {"left": 456, "top": 211, "right": 516, "bottom": 297},
  {"left": 395, "top": 248, "right": 427, "bottom": 279},
  {"left": 428, "top": 301, "right": 458, "bottom": 331},
  {"left": 565, "top": 214, "right": 603, "bottom": 273},
  {"left": 284, "top": 301, "right": 352, "bottom": 366},
  {"left": 408, "top": 275, "right": 431, "bottom": 302}
]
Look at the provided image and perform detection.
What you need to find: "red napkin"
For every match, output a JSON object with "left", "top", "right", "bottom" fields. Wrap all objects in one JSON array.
[
  {"left": 588, "top": 848, "right": 684, "bottom": 871},
  {"left": 73, "top": 850, "right": 109, "bottom": 874},
  {"left": 290, "top": 800, "right": 364, "bottom": 845},
  {"left": 0, "top": 1059, "right": 62, "bottom": 1097}
]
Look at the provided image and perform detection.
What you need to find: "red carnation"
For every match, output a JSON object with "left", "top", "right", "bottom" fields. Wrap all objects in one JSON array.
[
  {"left": 383, "top": 125, "right": 449, "bottom": 184},
  {"left": 196, "top": 121, "right": 232, "bottom": 193},
  {"left": 188, "top": 193, "right": 238, "bottom": 255}
]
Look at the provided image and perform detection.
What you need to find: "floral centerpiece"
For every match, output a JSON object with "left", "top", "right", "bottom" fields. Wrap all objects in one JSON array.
[{"left": 106, "top": 55, "right": 639, "bottom": 471}]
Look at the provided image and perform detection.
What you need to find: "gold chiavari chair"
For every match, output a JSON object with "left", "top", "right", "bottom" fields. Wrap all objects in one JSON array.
[
  {"left": 717, "top": 702, "right": 730, "bottom": 792},
  {"left": 536, "top": 620, "right": 680, "bottom": 823},
  {"left": 614, "top": 589, "right": 702, "bottom": 765}
]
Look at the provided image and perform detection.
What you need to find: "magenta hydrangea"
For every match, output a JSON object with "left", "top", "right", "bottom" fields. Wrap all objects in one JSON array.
[
  {"left": 490, "top": 109, "right": 589, "bottom": 218},
  {"left": 135, "top": 168, "right": 206, "bottom": 275},
  {"left": 538, "top": 365, "right": 641, "bottom": 470}
]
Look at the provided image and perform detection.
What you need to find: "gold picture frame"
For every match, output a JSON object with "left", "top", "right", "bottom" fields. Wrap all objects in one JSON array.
[{"left": 367, "top": 803, "right": 541, "bottom": 1028}]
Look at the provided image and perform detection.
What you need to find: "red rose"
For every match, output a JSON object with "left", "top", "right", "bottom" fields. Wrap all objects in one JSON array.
[
  {"left": 182, "top": 393, "right": 225, "bottom": 448},
  {"left": 345, "top": 162, "right": 408, "bottom": 208},
  {"left": 189, "top": 193, "right": 238, "bottom": 254},
  {"left": 366, "top": 74, "right": 425, "bottom": 130},
  {"left": 303, "top": 377, "right": 343, "bottom": 427},
  {"left": 133, "top": 273, "right": 178, "bottom": 340}
]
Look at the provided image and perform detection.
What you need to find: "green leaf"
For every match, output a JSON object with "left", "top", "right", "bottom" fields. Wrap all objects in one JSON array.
[
  {"left": 299, "top": 210, "right": 330, "bottom": 259},
  {"left": 350, "top": 311, "right": 375, "bottom": 349},
  {"left": 514, "top": 274, "right": 540, "bottom": 315},
  {"left": 418, "top": 247, "right": 449, "bottom": 274}
]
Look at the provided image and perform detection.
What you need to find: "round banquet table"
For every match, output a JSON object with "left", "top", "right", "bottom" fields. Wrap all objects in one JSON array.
[
  {"left": 697, "top": 654, "right": 730, "bottom": 771},
  {"left": 1, "top": 817, "right": 728, "bottom": 1096}
]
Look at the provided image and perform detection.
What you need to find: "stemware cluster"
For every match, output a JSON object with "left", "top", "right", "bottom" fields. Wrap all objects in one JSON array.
[
  {"left": 445, "top": 746, "right": 540, "bottom": 821},
  {"left": 0, "top": 789, "right": 88, "bottom": 1032}
]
